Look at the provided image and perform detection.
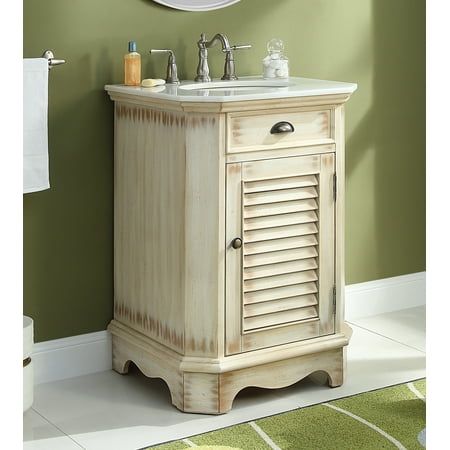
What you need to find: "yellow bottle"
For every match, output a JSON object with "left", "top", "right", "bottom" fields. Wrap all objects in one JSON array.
[{"left": 124, "top": 41, "right": 141, "bottom": 86}]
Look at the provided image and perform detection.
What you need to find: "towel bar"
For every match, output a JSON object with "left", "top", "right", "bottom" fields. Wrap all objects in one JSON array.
[{"left": 42, "top": 50, "right": 66, "bottom": 69}]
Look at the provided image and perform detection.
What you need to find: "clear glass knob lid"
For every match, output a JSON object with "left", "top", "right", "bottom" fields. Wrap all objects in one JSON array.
[{"left": 267, "top": 38, "right": 284, "bottom": 54}]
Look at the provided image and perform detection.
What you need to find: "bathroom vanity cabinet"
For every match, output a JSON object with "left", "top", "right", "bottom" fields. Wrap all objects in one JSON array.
[{"left": 106, "top": 78, "right": 356, "bottom": 414}]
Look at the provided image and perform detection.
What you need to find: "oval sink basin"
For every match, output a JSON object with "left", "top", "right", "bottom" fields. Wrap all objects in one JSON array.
[{"left": 179, "top": 79, "right": 293, "bottom": 91}]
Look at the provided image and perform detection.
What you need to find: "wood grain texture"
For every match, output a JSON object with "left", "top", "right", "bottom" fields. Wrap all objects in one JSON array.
[
  {"left": 243, "top": 222, "right": 318, "bottom": 243},
  {"left": 242, "top": 154, "right": 321, "bottom": 181},
  {"left": 184, "top": 112, "right": 226, "bottom": 357},
  {"left": 243, "top": 293, "right": 318, "bottom": 317},
  {"left": 114, "top": 104, "right": 186, "bottom": 353},
  {"left": 225, "top": 163, "right": 243, "bottom": 355},
  {"left": 334, "top": 106, "right": 346, "bottom": 333},
  {"left": 109, "top": 319, "right": 349, "bottom": 414},
  {"left": 243, "top": 269, "right": 318, "bottom": 292},
  {"left": 228, "top": 108, "right": 332, "bottom": 153},
  {"left": 109, "top": 91, "right": 353, "bottom": 414},
  {"left": 226, "top": 143, "right": 335, "bottom": 164},
  {"left": 184, "top": 372, "right": 219, "bottom": 414},
  {"left": 318, "top": 152, "right": 336, "bottom": 335},
  {"left": 244, "top": 258, "right": 318, "bottom": 279},
  {"left": 107, "top": 91, "right": 353, "bottom": 114},
  {"left": 244, "top": 246, "right": 318, "bottom": 267},
  {"left": 241, "top": 319, "right": 320, "bottom": 352},
  {"left": 218, "top": 348, "right": 344, "bottom": 413},
  {"left": 109, "top": 321, "right": 184, "bottom": 411},
  {"left": 225, "top": 154, "right": 335, "bottom": 354}
]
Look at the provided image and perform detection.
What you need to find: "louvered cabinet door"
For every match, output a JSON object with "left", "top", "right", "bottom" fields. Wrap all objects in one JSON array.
[{"left": 225, "top": 153, "right": 336, "bottom": 355}]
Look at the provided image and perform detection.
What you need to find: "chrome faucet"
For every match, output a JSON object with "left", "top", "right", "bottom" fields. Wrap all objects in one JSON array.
[{"left": 195, "top": 33, "right": 251, "bottom": 82}]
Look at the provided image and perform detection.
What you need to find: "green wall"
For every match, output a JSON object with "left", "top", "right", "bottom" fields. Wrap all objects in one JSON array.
[{"left": 24, "top": 0, "right": 425, "bottom": 342}]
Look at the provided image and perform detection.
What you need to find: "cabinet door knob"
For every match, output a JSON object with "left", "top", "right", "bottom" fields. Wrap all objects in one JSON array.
[
  {"left": 231, "top": 238, "right": 243, "bottom": 249},
  {"left": 270, "top": 121, "right": 295, "bottom": 134}
]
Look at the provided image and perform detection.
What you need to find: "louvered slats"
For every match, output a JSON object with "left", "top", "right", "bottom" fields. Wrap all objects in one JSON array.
[
  {"left": 244, "top": 258, "right": 318, "bottom": 280},
  {"left": 243, "top": 293, "right": 318, "bottom": 317},
  {"left": 244, "top": 174, "right": 318, "bottom": 193},
  {"left": 244, "top": 307, "right": 318, "bottom": 331},
  {"left": 244, "top": 246, "right": 318, "bottom": 268},
  {"left": 244, "top": 234, "right": 318, "bottom": 255},
  {"left": 244, "top": 198, "right": 318, "bottom": 218},
  {"left": 244, "top": 186, "right": 318, "bottom": 206},
  {"left": 244, "top": 281, "right": 318, "bottom": 304},
  {"left": 244, "top": 222, "right": 318, "bottom": 243},
  {"left": 244, "top": 270, "right": 318, "bottom": 292},
  {"left": 244, "top": 210, "right": 318, "bottom": 231},
  {"left": 242, "top": 173, "right": 320, "bottom": 332}
]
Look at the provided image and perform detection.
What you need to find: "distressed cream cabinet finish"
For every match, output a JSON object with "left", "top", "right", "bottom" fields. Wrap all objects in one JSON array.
[{"left": 106, "top": 85, "right": 354, "bottom": 414}]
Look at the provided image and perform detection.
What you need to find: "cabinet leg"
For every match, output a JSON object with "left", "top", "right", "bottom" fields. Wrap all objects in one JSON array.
[
  {"left": 111, "top": 335, "right": 131, "bottom": 375},
  {"left": 327, "top": 348, "right": 345, "bottom": 388},
  {"left": 181, "top": 372, "right": 246, "bottom": 414},
  {"left": 327, "top": 368, "right": 344, "bottom": 387},
  {"left": 112, "top": 355, "right": 131, "bottom": 375},
  {"left": 183, "top": 372, "right": 222, "bottom": 414},
  {"left": 308, "top": 349, "right": 345, "bottom": 388}
]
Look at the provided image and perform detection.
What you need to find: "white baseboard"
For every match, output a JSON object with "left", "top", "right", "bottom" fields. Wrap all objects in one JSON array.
[
  {"left": 31, "top": 272, "right": 425, "bottom": 384},
  {"left": 345, "top": 271, "right": 426, "bottom": 321},
  {"left": 33, "top": 330, "right": 112, "bottom": 385}
]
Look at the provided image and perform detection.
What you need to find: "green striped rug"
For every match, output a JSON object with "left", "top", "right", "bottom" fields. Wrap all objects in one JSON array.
[{"left": 147, "top": 379, "right": 425, "bottom": 450}]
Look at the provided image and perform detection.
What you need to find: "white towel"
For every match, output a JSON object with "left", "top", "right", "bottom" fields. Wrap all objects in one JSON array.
[{"left": 23, "top": 58, "right": 50, "bottom": 193}]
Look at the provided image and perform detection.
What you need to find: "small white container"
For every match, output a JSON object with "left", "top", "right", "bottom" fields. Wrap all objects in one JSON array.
[
  {"left": 23, "top": 316, "right": 34, "bottom": 412},
  {"left": 262, "top": 38, "right": 289, "bottom": 79}
]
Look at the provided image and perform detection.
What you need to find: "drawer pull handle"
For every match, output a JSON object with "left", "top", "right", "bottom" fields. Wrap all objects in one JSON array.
[
  {"left": 270, "top": 121, "right": 295, "bottom": 134},
  {"left": 231, "top": 238, "right": 243, "bottom": 249}
]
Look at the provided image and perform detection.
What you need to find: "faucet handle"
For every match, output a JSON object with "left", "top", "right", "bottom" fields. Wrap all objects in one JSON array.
[
  {"left": 149, "top": 49, "right": 180, "bottom": 84},
  {"left": 220, "top": 43, "right": 251, "bottom": 81},
  {"left": 232, "top": 44, "right": 252, "bottom": 51},
  {"left": 223, "top": 44, "right": 252, "bottom": 52}
]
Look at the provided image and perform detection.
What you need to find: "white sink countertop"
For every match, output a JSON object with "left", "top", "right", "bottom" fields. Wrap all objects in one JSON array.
[{"left": 105, "top": 76, "right": 357, "bottom": 103}]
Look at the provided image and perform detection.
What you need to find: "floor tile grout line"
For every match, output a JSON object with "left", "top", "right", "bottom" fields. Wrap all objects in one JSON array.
[
  {"left": 31, "top": 407, "right": 87, "bottom": 449},
  {"left": 348, "top": 322, "right": 426, "bottom": 353}
]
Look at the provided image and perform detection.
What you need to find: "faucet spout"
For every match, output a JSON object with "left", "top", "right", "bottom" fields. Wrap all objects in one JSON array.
[{"left": 204, "top": 33, "right": 231, "bottom": 51}]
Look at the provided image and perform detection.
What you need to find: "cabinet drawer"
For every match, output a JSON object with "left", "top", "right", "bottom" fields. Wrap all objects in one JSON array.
[{"left": 227, "top": 108, "right": 333, "bottom": 153}]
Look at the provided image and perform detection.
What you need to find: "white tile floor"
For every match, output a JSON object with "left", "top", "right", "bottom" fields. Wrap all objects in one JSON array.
[{"left": 24, "top": 306, "right": 426, "bottom": 450}]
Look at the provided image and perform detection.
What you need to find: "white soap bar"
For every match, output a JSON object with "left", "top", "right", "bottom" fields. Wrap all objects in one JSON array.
[{"left": 141, "top": 78, "right": 166, "bottom": 88}]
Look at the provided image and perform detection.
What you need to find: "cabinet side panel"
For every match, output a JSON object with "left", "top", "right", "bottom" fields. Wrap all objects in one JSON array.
[
  {"left": 114, "top": 103, "right": 186, "bottom": 353},
  {"left": 184, "top": 114, "right": 226, "bottom": 357},
  {"left": 333, "top": 106, "right": 345, "bottom": 333}
]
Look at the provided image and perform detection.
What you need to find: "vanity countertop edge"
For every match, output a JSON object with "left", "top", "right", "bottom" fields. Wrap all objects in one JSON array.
[{"left": 105, "top": 76, "right": 358, "bottom": 104}]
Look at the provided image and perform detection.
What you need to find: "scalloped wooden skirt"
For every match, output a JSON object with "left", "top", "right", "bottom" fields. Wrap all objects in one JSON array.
[{"left": 108, "top": 319, "right": 350, "bottom": 414}]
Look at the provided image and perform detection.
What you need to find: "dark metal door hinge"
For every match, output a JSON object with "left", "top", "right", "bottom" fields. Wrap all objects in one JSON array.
[
  {"left": 333, "top": 173, "right": 337, "bottom": 202},
  {"left": 332, "top": 285, "right": 336, "bottom": 313}
]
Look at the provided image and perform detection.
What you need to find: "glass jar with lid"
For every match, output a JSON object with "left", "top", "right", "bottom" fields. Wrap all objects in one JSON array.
[{"left": 262, "top": 38, "right": 289, "bottom": 79}]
